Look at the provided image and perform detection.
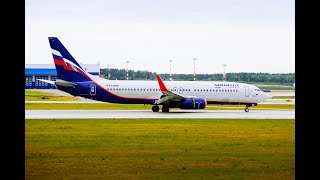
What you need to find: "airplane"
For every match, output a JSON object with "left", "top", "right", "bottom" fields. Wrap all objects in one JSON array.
[{"left": 38, "top": 37, "right": 270, "bottom": 113}]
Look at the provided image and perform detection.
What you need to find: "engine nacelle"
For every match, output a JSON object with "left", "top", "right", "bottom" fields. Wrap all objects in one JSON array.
[{"left": 179, "top": 97, "right": 207, "bottom": 109}]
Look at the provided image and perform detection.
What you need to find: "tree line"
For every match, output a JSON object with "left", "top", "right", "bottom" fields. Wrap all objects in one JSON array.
[{"left": 100, "top": 68, "right": 295, "bottom": 85}]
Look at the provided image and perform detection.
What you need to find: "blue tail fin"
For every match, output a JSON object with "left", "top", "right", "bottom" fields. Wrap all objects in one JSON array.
[{"left": 49, "top": 37, "right": 91, "bottom": 82}]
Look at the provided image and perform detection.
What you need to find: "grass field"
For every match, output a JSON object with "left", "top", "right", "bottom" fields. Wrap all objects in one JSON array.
[
  {"left": 25, "top": 118, "right": 295, "bottom": 180},
  {"left": 25, "top": 90, "right": 80, "bottom": 101},
  {"left": 255, "top": 85, "right": 294, "bottom": 90},
  {"left": 271, "top": 96, "right": 295, "bottom": 99},
  {"left": 25, "top": 102, "right": 295, "bottom": 110}
]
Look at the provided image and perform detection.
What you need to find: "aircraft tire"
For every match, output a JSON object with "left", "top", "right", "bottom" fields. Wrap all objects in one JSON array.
[
  {"left": 152, "top": 105, "right": 160, "bottom": 112},
  {"left": 162, "top": 106, "right": 170, "bottom": 112}
]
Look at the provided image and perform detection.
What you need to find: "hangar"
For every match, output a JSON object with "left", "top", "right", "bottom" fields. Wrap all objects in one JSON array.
[{"left": 25, "top": 64, "right": 100, "bottom": 89}]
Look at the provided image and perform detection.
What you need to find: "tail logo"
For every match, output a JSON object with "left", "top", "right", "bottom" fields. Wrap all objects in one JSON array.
[{"left": 51, "top": 49, "right": 88, "bottom": 78}]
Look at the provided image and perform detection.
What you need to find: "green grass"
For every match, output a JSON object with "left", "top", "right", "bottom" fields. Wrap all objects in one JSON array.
[
  {"left": 25, "top": 118, "right": 295, "bottom": 180},
  {"left": 25, "top": 103, "right": 295, "bottom": 110},
  {"left": 25, "top": 90, "right": 80, "bottom": 101},
  {"left": 25, "top": 90, "right": 55, "bottom": 96},
  {"left": 271, "top": 96, "right": 295, "bottom": 99},
  {"left": 269, "top": 90, "right": 295, "bottom": 92},
  {"left": 255, "top": 85, "right": 294, "bottom": 90}
]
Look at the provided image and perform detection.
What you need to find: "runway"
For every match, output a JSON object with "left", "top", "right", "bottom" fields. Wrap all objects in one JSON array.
[{"left": 25, "top": 110, "right": 295, "bottom": 119}]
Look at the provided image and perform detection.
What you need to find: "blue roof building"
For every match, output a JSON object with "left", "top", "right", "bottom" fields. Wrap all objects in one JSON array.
[{"left": 25, "top": 64, "right": 100, "bottom": 89}]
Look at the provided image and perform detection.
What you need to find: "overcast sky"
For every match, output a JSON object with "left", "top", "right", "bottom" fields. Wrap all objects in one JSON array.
[{"left": 26, "top": 0, "right": 294, "bottom": 74}]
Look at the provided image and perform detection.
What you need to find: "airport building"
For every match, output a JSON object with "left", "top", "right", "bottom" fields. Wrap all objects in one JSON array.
[{"left": 25, "top": 64, "right": 100, "bottom": 89}]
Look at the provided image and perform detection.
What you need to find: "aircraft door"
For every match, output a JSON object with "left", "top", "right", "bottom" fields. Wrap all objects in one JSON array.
[
  {"left": 245, "top": 86, "right": 249, "bottom": 97},
  {"left": 179, "top": 87, "right": 183, "bottom": 94}
]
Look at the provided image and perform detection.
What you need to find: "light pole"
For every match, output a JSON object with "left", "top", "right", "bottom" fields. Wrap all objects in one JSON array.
[
  {"left": 193, "top": 58, "right": 197, "bottom": 81},
  {"left": 169, "top": 60, "right": 173, "bottom": 81},
  {"left": 126, "top": 61, "right": 130, "bottom": 80},
  {"left": 107, "top": 64, "right": 111, "bottom": 79},
  {"left": 222, "top": 64, "right": 227, "bottom": 81}
]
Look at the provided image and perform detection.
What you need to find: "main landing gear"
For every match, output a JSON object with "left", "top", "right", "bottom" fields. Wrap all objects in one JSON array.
[
  {"left": 152, "top": 105, "right": 159, "bottom": 112},
  {"left": 245, "top": 107, "right": 249, "bottom": 112},
  {"left": 161, "top": 105, "right": 170, "bottom": 113},
  {"left": 152, "top": 105, "right": 170, "bottom": 112}
]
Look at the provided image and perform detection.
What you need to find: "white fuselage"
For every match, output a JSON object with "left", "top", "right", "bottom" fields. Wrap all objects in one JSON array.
[{"left": 93, "top": 78, "right": 269, "bottom": 104}]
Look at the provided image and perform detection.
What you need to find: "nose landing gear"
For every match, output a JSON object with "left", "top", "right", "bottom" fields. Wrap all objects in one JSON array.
[{"left": 244, "top": 103, "right": 257, "bottom": 112}]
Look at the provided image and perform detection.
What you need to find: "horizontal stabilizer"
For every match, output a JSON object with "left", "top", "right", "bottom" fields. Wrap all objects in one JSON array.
[
  {"left": 36, "top": 79, "right": 55, "bottom": 85},
  {"left": 36, "top": 79, "right": 76, "bottom": 87},
  {"left": 55, "top": 79, "right": 77, "bottom": 87}
]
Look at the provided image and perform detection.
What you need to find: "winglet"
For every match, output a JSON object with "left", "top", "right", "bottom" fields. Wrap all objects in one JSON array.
[{"left": 156, "top": 74, "right": 169, "bottom": 92}]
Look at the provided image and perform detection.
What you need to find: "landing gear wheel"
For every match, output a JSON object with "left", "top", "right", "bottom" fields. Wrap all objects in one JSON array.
[
  {"left": 245, "top": 107, "right": 249, "bottom": 112},
  {"left": 152, "top": 105, "right": 159, "bottom": 112},
  {"left": 162, "top": 106, "right": 170, "bottom": 112}
]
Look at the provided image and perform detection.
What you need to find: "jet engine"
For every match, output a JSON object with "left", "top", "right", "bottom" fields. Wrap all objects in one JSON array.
[{"left": 179, "top": 97, "right": 207, "bottom": 109}]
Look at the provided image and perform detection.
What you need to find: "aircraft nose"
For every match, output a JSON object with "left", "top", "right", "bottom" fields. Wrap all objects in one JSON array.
[{"left": 263, "top": 92, "right": 270, "bottom": 100}]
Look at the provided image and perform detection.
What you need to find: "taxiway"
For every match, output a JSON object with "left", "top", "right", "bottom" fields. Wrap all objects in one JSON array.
[{"left": 25, "top": 110, "right": 294, "bottom": 119}]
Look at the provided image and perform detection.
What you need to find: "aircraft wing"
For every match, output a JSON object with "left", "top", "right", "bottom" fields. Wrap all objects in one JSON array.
[{"left": 154, "top": 74, "right": 185, "bottom": 105}]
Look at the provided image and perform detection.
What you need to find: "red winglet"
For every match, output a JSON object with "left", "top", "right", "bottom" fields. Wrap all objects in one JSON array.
[{"left": 156, "top": 74, "right": 168, "bottom": 92}]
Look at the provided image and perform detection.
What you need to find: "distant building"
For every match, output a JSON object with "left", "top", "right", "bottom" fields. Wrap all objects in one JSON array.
[{"left": 25, "top": 64, "right": 100, "bottom": 89}]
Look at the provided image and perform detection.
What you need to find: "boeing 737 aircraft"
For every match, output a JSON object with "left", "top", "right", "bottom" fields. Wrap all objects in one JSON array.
[{"left": 38, "top": 37, "right": 269, "bottom": 113}]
